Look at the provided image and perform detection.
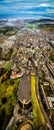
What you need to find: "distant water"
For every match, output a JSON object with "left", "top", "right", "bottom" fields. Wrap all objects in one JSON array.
[{"left": 0, "top": 0, "right": 54, "bottom": 19}]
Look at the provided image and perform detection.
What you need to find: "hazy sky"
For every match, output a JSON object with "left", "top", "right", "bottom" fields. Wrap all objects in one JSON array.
[{"left": 0, "top": 0, "right": 54, "bottom": 19}]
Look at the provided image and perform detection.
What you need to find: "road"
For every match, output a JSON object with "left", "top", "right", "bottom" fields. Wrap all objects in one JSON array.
[
  {"left": 31, "top": 59, "right": 53, "bottom": 130},
  {"left": 36, "top": 75, "right": 52, "bottom": 130}
]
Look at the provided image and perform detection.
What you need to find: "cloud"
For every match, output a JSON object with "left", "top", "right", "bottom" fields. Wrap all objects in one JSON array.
[
  {"left": 0, "top": 0, "right": 54, "bottom": 19},
  {"left": 47, "top": 9, "right": 54, "bottom": 13}
]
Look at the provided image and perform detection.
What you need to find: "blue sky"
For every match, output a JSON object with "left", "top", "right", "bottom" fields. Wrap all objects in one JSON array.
[{"left": 0, "top": 0, "right": 54, "bottom": 19}]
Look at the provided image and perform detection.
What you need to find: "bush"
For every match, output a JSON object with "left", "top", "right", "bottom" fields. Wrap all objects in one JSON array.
[
  {"left": 50, "top": 54, "right": 54, "bottom": 62},
  {"left": 51, "top": 109, "right": 54, "bottom": 130},
  {"left": 5, "top": 48, "right": 13, "bottom": 61},
  {"left": 1, "top": 70, "right": 11, "bottom": 83},
  {"left": 0, "top": 73, "right": 20, "bottom": 130},
  {"left": 5, "top": 62, "right": 12, "bottom": 71}
]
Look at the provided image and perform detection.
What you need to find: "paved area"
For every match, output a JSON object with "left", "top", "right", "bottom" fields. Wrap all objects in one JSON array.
[{"left": 17, "top": 74, "right": 31, "bottom": 104}]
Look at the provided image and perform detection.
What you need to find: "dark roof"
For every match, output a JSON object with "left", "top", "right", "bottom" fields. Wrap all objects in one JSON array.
[{"left": 17, "top": 74, "right": 31, "bottom": 103}]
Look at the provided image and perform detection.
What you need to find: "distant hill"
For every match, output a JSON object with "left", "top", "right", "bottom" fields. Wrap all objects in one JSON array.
[{"left": 0, "top": 19, "right": 54, "bottom": 28}]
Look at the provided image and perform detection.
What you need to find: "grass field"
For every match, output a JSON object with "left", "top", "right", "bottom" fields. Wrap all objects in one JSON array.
[
  {"left": 31, "top": 75, "right": 47, "bottom": 130},
  {"left": 0, "top": 70, "right": 20, "bottom": 130}
]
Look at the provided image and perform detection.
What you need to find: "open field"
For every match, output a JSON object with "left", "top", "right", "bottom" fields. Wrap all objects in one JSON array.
[
  {"left": 31, "top": 75, "right": 47, "bottom": 130},
  {"left": 0, "top": 70, "right": 20, "bottom": 130}
]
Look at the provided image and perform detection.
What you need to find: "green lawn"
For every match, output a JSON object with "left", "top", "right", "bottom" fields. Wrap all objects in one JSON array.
[
  {"left": 0, "top": 71, "right": 20, "bottom": 130},
  {"left": 31, "top": 75, "right": 47, "bottom": 130},
  {"left": 26, "top": 23, "right": 33, "bottom": 29},
  {"left": 26, "top": 23, "right": 38, "bottom": 29},
  {"left": 5, "top": 61, "right": 12, "bottom": 70}
]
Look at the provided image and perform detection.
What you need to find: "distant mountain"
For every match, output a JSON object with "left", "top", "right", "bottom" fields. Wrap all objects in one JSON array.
[{"left": 0, "top": 19, "right": 54, "bottom": 28}]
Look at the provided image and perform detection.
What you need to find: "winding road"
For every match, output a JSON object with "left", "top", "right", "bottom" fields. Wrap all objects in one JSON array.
[
  {"left": 36, "top": 75, "right": 52, "bottom": 130},
  {"left": 31, "top": 58, "right": 53, "bottom": 130}
]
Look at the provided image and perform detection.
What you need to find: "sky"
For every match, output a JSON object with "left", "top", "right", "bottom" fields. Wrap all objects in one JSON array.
[{"left": 0, "top": 0, "right": 54, "bottom": 19}]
